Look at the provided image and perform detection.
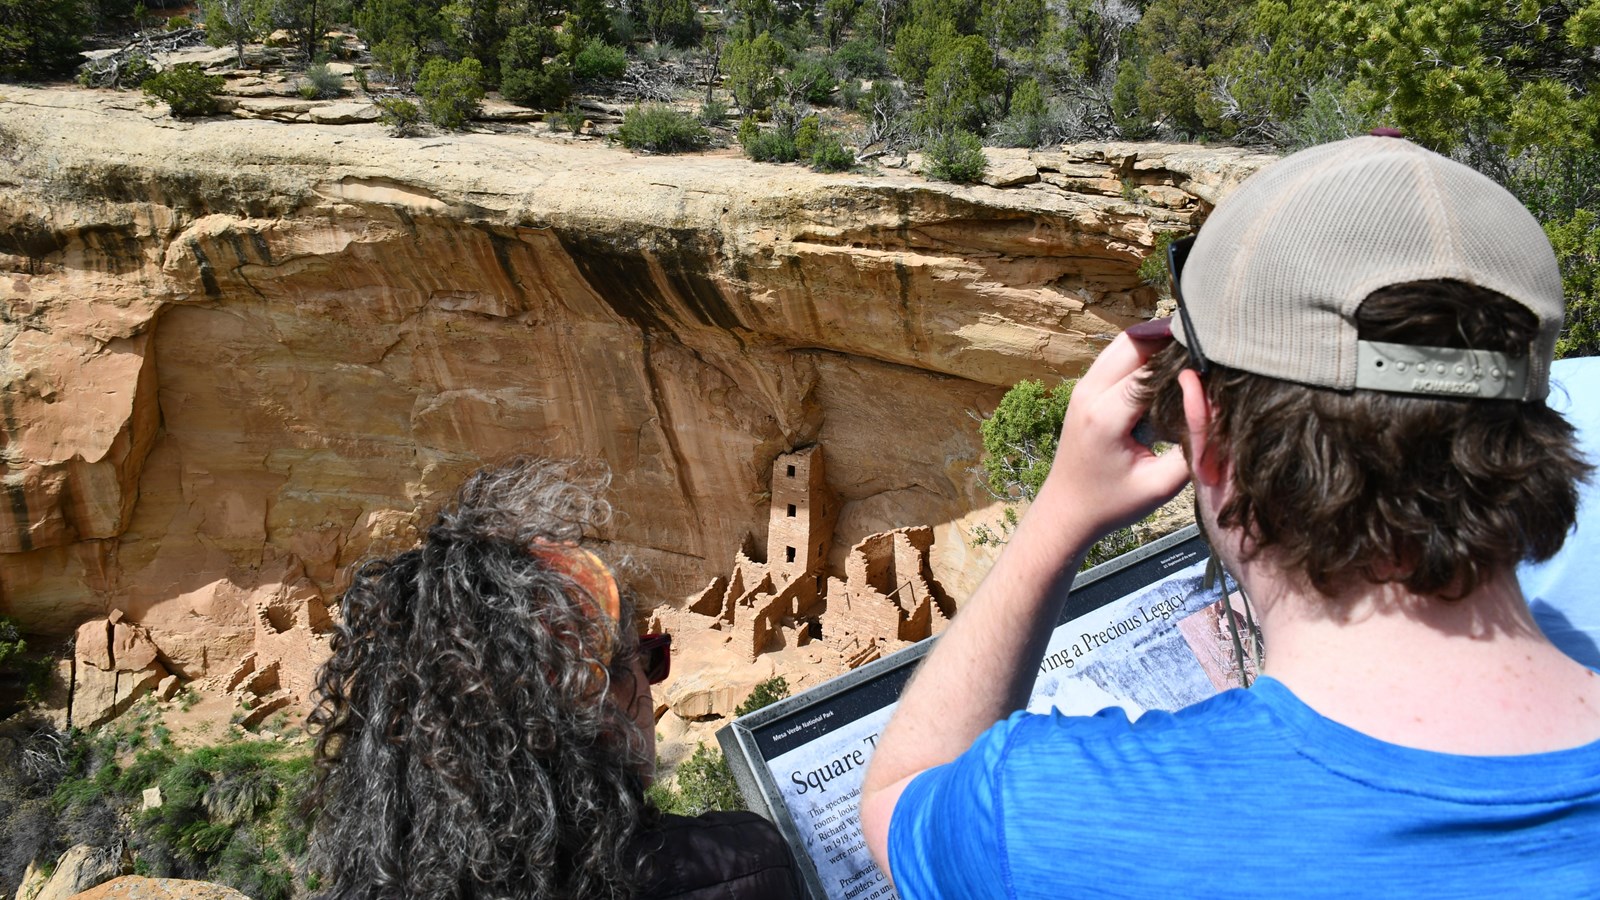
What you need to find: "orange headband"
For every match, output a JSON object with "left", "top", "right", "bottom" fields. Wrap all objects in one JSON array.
[{"left": 528, "top": 537, "right": 623, "bottom": 663}]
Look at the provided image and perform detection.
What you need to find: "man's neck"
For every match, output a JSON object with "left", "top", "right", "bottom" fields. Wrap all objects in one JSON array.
[{"left": 1241, "top": 562, "right": 1600, "bottom": 755}]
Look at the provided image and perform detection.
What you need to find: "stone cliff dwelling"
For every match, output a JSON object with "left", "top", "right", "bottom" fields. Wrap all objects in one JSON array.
[
  {"left": 0, "top": 86, "right": 1264, "bottom": 762},
  {"left": 684, "top": 446, "right": 958, "bottom": 668},
  {"left": 50, "top": 576, "right": 336, "bottom": 733}
]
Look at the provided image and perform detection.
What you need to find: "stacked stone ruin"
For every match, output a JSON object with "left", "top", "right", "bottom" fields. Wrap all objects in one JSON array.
[
  {"left": 688, "top": 445, "right": 957, "bottom": 666},
  {"left": 58, "top": 587, "right": 333, "bottom": 731}
]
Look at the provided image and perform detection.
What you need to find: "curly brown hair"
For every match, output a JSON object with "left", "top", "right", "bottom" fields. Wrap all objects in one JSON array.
[
  {"left": 306, "top": 458, "right": 655, "bottom": 899},
  {"left": 1136, "top": 280, "right": 1591, "bottom": 599}
]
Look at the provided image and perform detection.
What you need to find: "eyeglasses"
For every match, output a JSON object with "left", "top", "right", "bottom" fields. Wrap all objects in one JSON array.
[
  {"left": 1167, "top": 235, "right": 1210, "bottom": 377},
  {"left": 639, "top": 633, "right": 672, "bottom": 684}
]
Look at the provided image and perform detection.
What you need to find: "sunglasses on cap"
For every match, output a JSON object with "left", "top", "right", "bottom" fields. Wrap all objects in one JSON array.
[
  {"left": 1124, "top": 234, "right": 1208, "bottom": 378},
  {"left": 1166, "top": 235, "right": 1210, "bottom": 376},
  {"left": 639, "top": 632, "right": 672, "bottom": 684}
]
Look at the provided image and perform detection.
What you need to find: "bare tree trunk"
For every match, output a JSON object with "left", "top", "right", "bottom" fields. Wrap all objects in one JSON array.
[{"left": 704, "top": 39, "right": 722, "bottom": 107}]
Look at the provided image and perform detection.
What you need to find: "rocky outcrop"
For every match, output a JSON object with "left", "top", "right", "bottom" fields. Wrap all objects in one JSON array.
[
  {"left": 0, "top": 84, "right": 1271, "bottom": 694},
  {"left": 22, "top": 845, "right": 130, "bottom": 900}
]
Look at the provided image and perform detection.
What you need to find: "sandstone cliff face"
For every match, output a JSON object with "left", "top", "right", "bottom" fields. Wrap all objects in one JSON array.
[{"left": 0, "top": 85, "right": 1271, "bottom": 693}]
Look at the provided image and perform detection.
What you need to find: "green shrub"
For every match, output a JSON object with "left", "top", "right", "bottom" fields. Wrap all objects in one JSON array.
[
  {"left": 554, "top": 104, "right": 586, "bottom": 134},
  {"left": 917, "top": 33, "right": 1004, "bottom": 135},
  {"left": 565, "top": 0, "right": 616, "bottom": 44},
  {"left": 299, "top": 62, "right": 343, "bottom": 98},
  {"left": 747, "top": 132, "right": 799, "bottom": 162},
  {"left": 616, "top": 104, "right": 708, "bottom": 153},
  {"left": 785, "top": 55, "right": 837, "bottom": 106},
  {"left": 142, "top": 64, "right": 225, "bottom": 118},
  {"left": 839, "top": 77, "right": 863, "bottom": 111},
  {"left": 637, "top": 0, "right": 703, "bottom": 48},
  {"left": 672, "top": 743, "right": 740, "bottom": 814},
  {"left": 737, "top": 115, "right": 759, "bottom": 145},
  {"left": 0, "top": 615, "right": 27, "bottom": 673},
  {"left": 647, "top": 742, "right": 741, "bottom": 815},
  {"left": 810, "top": 132, "right": 855, "bottom": 172},
  {"left": 971, "top": 377, "right": 1164, "bottom": 562},
  {"left": 831, "top": 36, "right": 887, "bottom": 78},
  {"left": 371, "top": 36, "right": 420, "bottom": 86},
  {"left": 416, "top": 57, "right": 484, "bottom": 130},
  {"left": 858, "top": 79, "right": 907, "bottom": 118},
  {"left": 136, "top": 741, "right": 312, "bottom": 888},
  {"left": 1114, "top": 0, "right": 1242, "bottom": 138},
  {"left": 501, "top": 64, "right": 572, "bottom": 109},
  {"left": 992, "top": 77, "right": 1049, "bottom": 148},
  {"left": 980, "top": 379, "right": 1073, "bottom": 503},
  {"left": 197, "top": 0, "right": 271, "bottom": 68},
  {"left": 1551, "top": 209, "right": 1600, "bottom": 358},
  {"left": 793, "top": 114, "right": 821, "bottom": 157},
  {"left": 1138, "top": 232, "right": 1178, "bottom": 289},
  {"left": 375, "top": 96, "right": 421, "bottom": 135},
  {"left": 0, "top": 615, "right": 48, "bottom": 706},
  {"left": 891, "top": 15, "right": 958, "bottom": 86},
  {"left": 0, "top": 0, "right": 86, "bottom": 79},
  {"left": 734, "top": 676, "right": 790, "bottom": 715},
  {"left": 923, "top": 129, "right": 987, "bottom": 184},
  {"left": 34, "top": 724, "right": 316, "bottom": 896},
  {"left": 725, "top": 31, "right": 788, "bottom": 113},
  {"left": 501, "top": 25, "right": 572, "bottom": 109},
  {"left": 115, "top": 748, "right": 175, "bottom": 796},
  {"left": 968, "top": 378, "right": 1071, "bottom": 549},
  {"left": 740, "top": 119, "right": 798, "bottom": 162},
  {"left": 821, "top": 0, "right": 856, "bottom": 45},
  {"left": 573, "top": 40, "right": 628, "bottom": 80},
  {"left": 166, "top": 15, "right": 191, "bottom": 29},
  {"left": 698, "top": 98, "right": 728, "bottom": 126}
]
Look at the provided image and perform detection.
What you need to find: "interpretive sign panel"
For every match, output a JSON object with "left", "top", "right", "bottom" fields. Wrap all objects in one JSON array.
[{"left": 717, "top": 525, "right": 1248, "bottom": 900}]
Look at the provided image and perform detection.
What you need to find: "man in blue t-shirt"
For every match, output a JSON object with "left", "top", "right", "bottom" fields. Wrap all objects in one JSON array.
[{"left": 860, "top": 135, "right": 1600, "bottom": 899}]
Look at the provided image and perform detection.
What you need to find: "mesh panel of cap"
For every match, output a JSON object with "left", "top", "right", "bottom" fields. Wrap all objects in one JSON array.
[{"left": 1171, "top": 135, "right": 1563, "bottom": 400}]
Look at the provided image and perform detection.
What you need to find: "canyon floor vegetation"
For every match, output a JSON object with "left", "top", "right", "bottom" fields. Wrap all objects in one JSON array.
[{"left": 1, "top": 693, "right": 315, "bottom": 899}]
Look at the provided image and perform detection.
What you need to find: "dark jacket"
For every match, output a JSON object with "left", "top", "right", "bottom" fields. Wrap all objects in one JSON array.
[{"left": 637, "top": 811, "right": 803, "bottom": 900}]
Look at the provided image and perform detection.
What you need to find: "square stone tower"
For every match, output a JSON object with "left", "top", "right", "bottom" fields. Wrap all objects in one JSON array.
[{"left": 766, "top": 446, "right": 835, "bottom": 589}]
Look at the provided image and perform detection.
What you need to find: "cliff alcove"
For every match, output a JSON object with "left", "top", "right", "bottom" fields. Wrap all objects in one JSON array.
[{"left": 0, "top": 83, "right": 1269, "bottom": 730}]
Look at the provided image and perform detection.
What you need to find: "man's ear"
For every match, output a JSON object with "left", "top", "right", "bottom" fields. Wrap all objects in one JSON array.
[{"left": 1178, "top": 369, "right": 1224, "bottom": 486}]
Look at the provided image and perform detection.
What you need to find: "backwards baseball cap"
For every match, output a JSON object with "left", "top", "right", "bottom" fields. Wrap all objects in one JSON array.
[{"left": 1170, "top": 134, "right": 1565, "bottom": 401}]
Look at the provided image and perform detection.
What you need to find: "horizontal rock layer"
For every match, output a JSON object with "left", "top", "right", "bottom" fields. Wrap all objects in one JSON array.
[{"left": 0, "top": 85, "right": 1272, "bottom": 683}]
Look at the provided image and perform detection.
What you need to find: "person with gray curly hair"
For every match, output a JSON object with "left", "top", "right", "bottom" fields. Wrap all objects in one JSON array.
[{"left": 306, "top": 457, "right": 800, "bottom": 899}]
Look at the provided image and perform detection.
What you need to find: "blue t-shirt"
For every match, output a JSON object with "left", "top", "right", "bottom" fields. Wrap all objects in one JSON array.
[{"left": 889, "top": 677, "right": 1600, "bottom": 899}]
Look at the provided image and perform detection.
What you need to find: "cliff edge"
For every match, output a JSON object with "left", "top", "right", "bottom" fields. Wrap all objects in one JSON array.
[{"left": 0, "top": 84, "right": 1271, "bottom": 701}]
